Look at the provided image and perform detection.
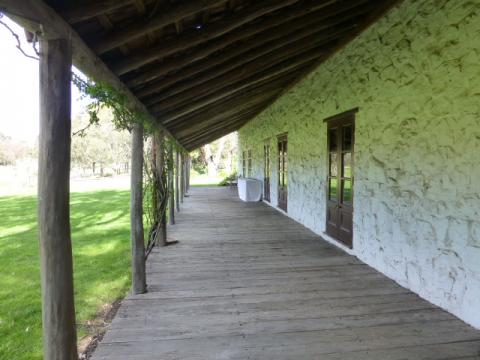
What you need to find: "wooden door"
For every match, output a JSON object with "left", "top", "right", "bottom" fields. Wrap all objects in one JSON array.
[
  {"left": 263, "top": 142, "right": 270, "bottom": 201},
  {"left": 326, "top": 113, "right": 355, "bottom": 247},
  {"left": 277, "top": 134, "right": 288, "bottom": 212}
]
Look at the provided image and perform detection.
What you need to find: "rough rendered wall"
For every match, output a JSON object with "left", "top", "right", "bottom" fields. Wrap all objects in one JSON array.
[{"left": 238, "top": 0, "right": 480, "bottom": 328}]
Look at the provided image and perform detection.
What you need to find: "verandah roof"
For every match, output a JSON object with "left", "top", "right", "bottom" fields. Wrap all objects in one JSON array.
[{"left": 2, "top": 0, "right": 399, "bottom": 150}]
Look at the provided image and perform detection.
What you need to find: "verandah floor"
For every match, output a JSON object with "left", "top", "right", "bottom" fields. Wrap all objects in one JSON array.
[{"left": 92, "top": 187, "right": 480, "bottom": 360}]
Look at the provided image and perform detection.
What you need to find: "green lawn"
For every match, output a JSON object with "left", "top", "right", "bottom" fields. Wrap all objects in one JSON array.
[
  {"left": 0, "top": 190, "right": 132, "bottom": 359},
  {"left": 189, "top": 172, "right": 224, "bottom": 187}
]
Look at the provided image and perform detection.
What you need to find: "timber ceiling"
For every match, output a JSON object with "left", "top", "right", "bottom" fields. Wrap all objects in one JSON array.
[{"left": 44, "top": 0, "right": 398, "bottom": 150}]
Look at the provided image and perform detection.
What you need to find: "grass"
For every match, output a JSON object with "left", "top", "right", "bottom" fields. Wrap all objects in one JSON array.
[
  {"left": 189, "top": 172, "right": 224, "bottom": 187},
  {"left": 0, "top": 190, "right": 132, "bottom": 359}
]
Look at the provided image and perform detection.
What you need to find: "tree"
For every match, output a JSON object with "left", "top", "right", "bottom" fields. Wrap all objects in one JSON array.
[{"left": 71, "top": 109, "right": 131, "bottom": 175}]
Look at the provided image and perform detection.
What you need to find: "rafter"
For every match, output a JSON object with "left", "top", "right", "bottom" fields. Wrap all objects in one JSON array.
[
  {"left": 134, "top": 4, "right": 368, "bottom": 98},
  {"left": 170, "top": 89, "right": 280, "bottom": 137},
  {"left": 145, "top": 25, "right": 355, "bottom": 107},
  {"left": 60, "top": 0, "right": 134, "bottom": 24},
  {"left": 150, "top": 46, "right": 324, "bottom": 121},
  {"left": 92, "top": 0, "right": 226, "bottom": 54},
  {"left": 111, "top": 0, "right": 301, "bottom": 74},
  {"left": 125, "top": 0, "right": 341, "bottom": 86}
]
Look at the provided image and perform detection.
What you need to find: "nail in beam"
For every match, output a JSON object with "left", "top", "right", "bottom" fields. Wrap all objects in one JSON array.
[
  {"left": 175, "top": 151, "right": 180, "bottom": 211},
  {"left": 38, "top": 38, "right": 78, "bottom": 360},
  {"left": 130, "top": 123, "right": 147, "bottom": 295},
  {"left": 168, "top": 143, "right": 175, "bottom": 225}
]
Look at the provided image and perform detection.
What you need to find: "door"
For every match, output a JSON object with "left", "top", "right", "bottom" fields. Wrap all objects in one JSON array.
[
  {"left": 277, "top": 134, "right": 288, "bottom": 212},
  {"left": 326, "top": 114, "right": 354, "bottom": 247},
  {"left": 263, "top": 142, "right": 270, "bottom": 201}
]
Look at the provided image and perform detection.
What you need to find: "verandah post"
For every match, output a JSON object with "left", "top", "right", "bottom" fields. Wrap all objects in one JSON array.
[
  {"left": 186, "top": 156, "right": 191, "bottom": 193},
  {"left": 38, "top": 38, "right": 78, "bottom": 360},
  {"left": 131, "top": 123, "right": 147, "bottom": 295},
  {"left": 154, "top": 130, "right": 167, "bottom": 246},
  {"left": 175, "top": 151, "right": 180, "bottom": 211},
  {"left": 168, "top": 143, "right": 175, "bottom": 225},
  {"left": 180, "top": 152, "right": 185, "bottom": 203}
]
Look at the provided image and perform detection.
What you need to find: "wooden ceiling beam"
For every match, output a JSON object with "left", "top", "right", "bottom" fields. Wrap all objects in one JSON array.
[
  {"left": 184, "top": 114, "right": 258, "bottom": 150},
  {"left": 151, "top": 46, "right": 324, "bottom": 120},
  {"left": 92, "top": 0, "right": 226, "bottom": 54},
  {"left": 177, "top": 105, "right": 267, "bottom": 142},
  {"left": 133, "top": 5, "right": 367, "bottom": 98},
  {"left": 125, "top": 0, "right": 341, "bottom": 86},
  {"left": 180, "top": 110, "right": 262, "bottom": 149},
  {"left": 111, "top": 0, "right": 301, "bottom": 73},
  {"left": 165, "top": 72, "right": 300, "bottom": 132},
  {"left": 60, "top": 0, "right": 134, "bottom": 24},
  {"left": 170, "top": 90, "right": 279, "bottom": 137},
  {"left": 166, "top": 83, "right": 284, "bottom": 132},
  {"left": 0, "top": 0, "right": 186, "bottom": 150},
  {"left": 145, "top": 25, "right": 355, "bottom": 107}
]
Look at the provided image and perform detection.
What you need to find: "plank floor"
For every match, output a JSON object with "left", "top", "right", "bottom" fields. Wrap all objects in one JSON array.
[{"left": 92, "top": 187, "right": 480, "bottom": 360}]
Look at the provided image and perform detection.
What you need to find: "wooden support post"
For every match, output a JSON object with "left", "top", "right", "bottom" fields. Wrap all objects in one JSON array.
[
  {"left": 131, "top": 123, "right": 147, "bottom": 295},
  {"left": 187, "top": 156, "right": 191, "bottom": 192},
  {"left": 175, "top": 151, "right": 180, "bottom": 211},
  {"left": 168, "top": 143, "right": 175, "bottom": 225},
  {"left": 38, "top": 38, "right": 78, "bottom": 360},
  {"left": 180, "top": 153, "right": 184, "bottom": 203},
  {"left": 154, "top": 131, "right": 167, "bottom": 246}
]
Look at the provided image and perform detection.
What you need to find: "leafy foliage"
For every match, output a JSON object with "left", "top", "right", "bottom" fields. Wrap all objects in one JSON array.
[{"left": 72, "top": 73, "right": 147, "bottom": 132}]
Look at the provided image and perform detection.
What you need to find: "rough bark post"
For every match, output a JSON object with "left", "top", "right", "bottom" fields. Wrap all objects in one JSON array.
[
  {"left": 131, "top": 123, "right": 146, "bottom": 295},
  {"left": 154, "top": 131, "right": 167, "bottom": 246},
  {"left": 183, "top": 155, "right": 189, "bottom": 196},
  {"left": 175, "top": 151, "right": 180, "bottom": 211},
  {"left": 187, "top": 156, "right": 191, "bottom": 192},
  {"left": 180, "top": 152, "right": 185, "bottom": 203},
  {"left": 168, "top": 143, "right": 175, "bottom": 225},
  {"left": 38, "top": 38, "right": 78, "bottom": 360}
]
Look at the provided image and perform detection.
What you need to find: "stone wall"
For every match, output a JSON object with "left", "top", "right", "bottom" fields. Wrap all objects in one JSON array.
[{"left": 238, "top": 0, "right": 480, "bottom": 328}]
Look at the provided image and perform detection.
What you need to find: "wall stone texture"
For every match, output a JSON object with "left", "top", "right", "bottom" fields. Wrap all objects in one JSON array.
[{"left": 238, "top": 0, "right": 480, "bottom": 328}]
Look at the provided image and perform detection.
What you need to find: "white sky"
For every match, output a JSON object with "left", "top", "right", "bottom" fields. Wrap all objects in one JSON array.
[{"left": 0, "top": 16, "right": 86, "bottom": 144}]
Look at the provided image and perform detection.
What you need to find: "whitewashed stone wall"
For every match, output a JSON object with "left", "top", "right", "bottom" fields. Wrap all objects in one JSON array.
[{"left": 238, "top": 0, "right": 480, "bottom": 328}]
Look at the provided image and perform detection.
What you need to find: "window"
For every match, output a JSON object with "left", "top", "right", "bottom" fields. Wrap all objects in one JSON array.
[
  {"left": 247, "top": 149, "right": 252, "bottom": 177},
  {"left": 242, "top": 150, "right": 246, "bottom": 177}
]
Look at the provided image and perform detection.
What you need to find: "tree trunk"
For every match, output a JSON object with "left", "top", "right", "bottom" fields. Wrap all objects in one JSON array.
[
  {"left": 168, "top": 143, "right": 175, "bottom": 225},
  {"left": 131, "top": 123, "right": 146, "bottom": 295},
  {"left": 38, "top": 38, "right": 78, "bottom": 360}
]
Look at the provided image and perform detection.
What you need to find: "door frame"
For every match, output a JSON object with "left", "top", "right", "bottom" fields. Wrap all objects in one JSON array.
[
  {"left": 277, "top": 133, "right": 288, "bottom": 212},
  {"left": 263, "top": 139, "right": 271, "bottom": 202},
  {"left": 324, "top": 108, "right": 357, "bottom": 248}
]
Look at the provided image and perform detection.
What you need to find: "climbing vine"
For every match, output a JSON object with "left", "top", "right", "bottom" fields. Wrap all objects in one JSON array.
[{"left": 71, "top": 73, "right": 150, "bottom": 135}]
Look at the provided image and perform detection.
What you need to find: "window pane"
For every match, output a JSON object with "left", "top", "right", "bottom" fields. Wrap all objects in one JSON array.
[
  {"left": 329, "top": 178, "right": 338, "bottom": 201},
  {"left": 342, "top": 152, "right": 351, "bottom": 178},
  {"left": 343, "top": 125, "right": 352, "bottom": 151},
  {"left": 329, "top": 128, "right": 338, "bottom": 151},
  {"left": 329, "top": 153, "right": 338, "bottom": 176},
  {"left": 342, "top": 179, "right": 353, "bottom": 205}
]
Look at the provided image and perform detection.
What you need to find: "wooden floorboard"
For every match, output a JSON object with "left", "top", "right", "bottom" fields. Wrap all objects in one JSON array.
[{"left": 92, "top": 187, "right": 480, "bottom": 359}]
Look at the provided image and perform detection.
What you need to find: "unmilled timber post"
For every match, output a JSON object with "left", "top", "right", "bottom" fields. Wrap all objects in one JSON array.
[
  {"left": 38, "top": 38, "right": 78, "bottom": 360},
  {"left": 154, "top": 131, "right": 168, "bottom": 246},
  {"left": 168, "top": 143, "right": 175, "bottom": 225},
  {"left": 180, "top": 153, "right": 185, "bottom": 203},
  {"left": 131, "top": 123, "right": 146, "bottom": 295},
  {"left": 175, "top": 151, "right": 180, "bottom": 211}
]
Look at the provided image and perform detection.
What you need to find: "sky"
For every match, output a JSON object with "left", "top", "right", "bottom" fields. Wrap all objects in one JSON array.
[{"left": 0, "top": 16, "right": 85, "bottom": 144}]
